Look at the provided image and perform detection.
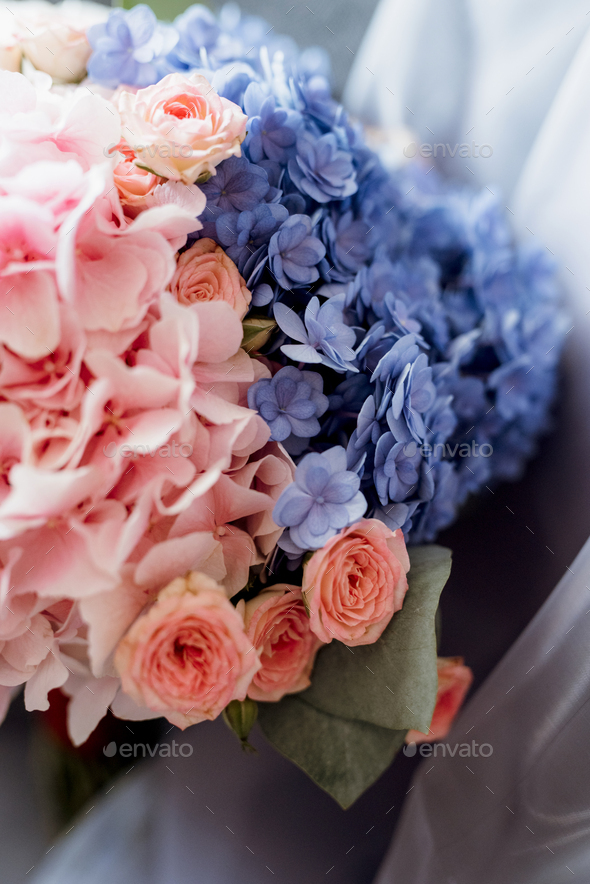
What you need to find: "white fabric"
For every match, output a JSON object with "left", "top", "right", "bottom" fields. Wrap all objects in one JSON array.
[
  {"left": 346, "top": 1, "right": 590, "bottom": 881},
  {"left": 377, "top": 537, "right": 590, "bottom": 883}
]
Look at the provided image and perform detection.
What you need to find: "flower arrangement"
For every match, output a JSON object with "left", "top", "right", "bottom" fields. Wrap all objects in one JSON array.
[{"left": 0, "top": 1, "right": 565, "bottom": 806}]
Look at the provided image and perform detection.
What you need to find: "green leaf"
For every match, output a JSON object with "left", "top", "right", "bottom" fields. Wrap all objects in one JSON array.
[
  {"left": 301, "top": 545, "right": 452, "bottom": 734},
  {"left": 241, "top": 317, "right": 277, "bottom": 354},
  {"left": 258, "top": 696, "right": 406, "bottom": 808}
]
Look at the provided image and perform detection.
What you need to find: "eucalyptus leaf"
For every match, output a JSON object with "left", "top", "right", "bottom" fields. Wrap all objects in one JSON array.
[
  {"left": 301, "top": 545, "right": 452, "bottom": 733},
  {"left": 258, "top": 695, "right": 406, "bottom": 809}
]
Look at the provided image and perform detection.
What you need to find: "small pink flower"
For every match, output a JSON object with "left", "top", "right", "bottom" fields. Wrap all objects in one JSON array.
[
  {"left": 114, "top": 571, "right": 260, "bottom": 728},
  {"left": 117, "top": 73, "right": 247, "bottom": 185},
  {"left": 406, "top": 656, "right": 473, "bottom": 744},
  {"left": 170, "top": 238, "right": 251, "bottom": 319},
  {"left": 242, "top": 585, "right": 321, "bottom": 702},
  {"left": 113, "top": 140, "right": 164, "bottom": 215},
  {"left": 302, "top": 518, "right": 410, "bottom": 646}
]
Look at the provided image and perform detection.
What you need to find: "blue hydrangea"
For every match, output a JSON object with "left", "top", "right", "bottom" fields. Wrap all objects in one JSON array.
[
  {"left": 244, "top": 83, "right": 301, "bottom": 165},
  {"left": 321, "top": 210, "right": 375, "bottom": 283},
  {"left": 288, "top": 128, "right": 358, "bottom": 204},
  {"left": 273, "top": 446, "right": 367, "bottom": 550},
  {"left": 274, "top": 294, "right": 358, "bottom": 373},
  {"left": 87, "top": 5, "right": 177, "bottom": 89},
  {"left": 374, "top": 433, "right": 422, "bottom": 504},
  {"left": 387, "top": 353, "right": 437, "bottom": 443},
  {"left": 166, "top": 5, "right": 220, "bottom": 71},
  {"left": 216, "top": 203, "right": 289, "bottom": 273},
  {"left": 268, "top": 214, "right": 326, "bottom": 289},
  {"left": 200, "top": 156, "right": 272, "bottom": 213},
  {"left": 247, "top": 366, "right": 328, "bottom": 443}
]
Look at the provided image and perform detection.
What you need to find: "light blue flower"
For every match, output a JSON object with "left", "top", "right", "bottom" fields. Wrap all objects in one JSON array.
[
  {"left": 216, "top": 204, "right": 289, "bottom": 272},
  {"left": 288, "top": 128, "right": 357, "bottom": 204},
  {"left": 274, "top": 294, "right": 358, "bottom": 372},
  {"left": 244, "top": 83, "right": 301, "bottom": 165},
  {"left": 321, "top": 210, "right": 375, "bottom": 283},
  {"left": 87, "top": 5, "right": 177, "bottom": 89},
  {"left": 248, "top": 366, "right": 328, "bottom": 442},
  {"left": 387, "top": 353, "right": 437, "bottom": 443},
  {"left": 200, "top": 156, "right": 271, "bottom": 213},
  {"left": 273, "top": 446, "right": 367, "bottom": 550},
  {"left": 374, "top": 433, "right": 422, "bottom": 504},
  {"left": 167, "top": 5, "right": 220, "bottom": 71},
  {"left": 268, "top": 214, "right": 326, "bottom": 289}
]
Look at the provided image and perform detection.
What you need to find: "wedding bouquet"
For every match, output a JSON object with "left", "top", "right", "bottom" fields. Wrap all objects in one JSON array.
[{"left": 0, "top": 1, "right": 565, "bottom": 806}]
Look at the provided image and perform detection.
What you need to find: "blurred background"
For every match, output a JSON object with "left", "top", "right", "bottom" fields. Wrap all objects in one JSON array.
[{"left": 2, "top": 1, "right": 587, "bottom": 882}]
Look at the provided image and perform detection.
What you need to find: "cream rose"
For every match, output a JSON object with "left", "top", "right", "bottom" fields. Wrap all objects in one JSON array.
[
  {"left": 114, "top": 571, "right": 260, "bottom": 728},
  {"left": 302, "top": 518, "right": 410, "bottom": 646},
  {"left": 16, "top": 0, "right": 108, "bottom": 82},
  {"left": 241, "top": 585, "right": 321, "bottom": 702},
  {"left": 117, "top": 72, "right": 248, "bottom": 184},
  {"left": 170, "top": 238, "right": 251, "bottom": 318}
]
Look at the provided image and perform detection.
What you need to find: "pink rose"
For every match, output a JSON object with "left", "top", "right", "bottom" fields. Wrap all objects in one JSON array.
[
  {"left": 242, "top": 585, "right": 321, "bottom": 702},
  {"left": 302, "top": 518, "right": 410, "bottom": 646},
  {"left": 113, "top": 140, "right": 164, "bottom": 215},
  {"left": 114, "top": 571, "right": 260, "bottom": 728},
  {"left": 406, "top": 656, "right": 473, "bottom": 744},
  {"left": 170, "top": 238, "right": 251, "bottom": 318},
  {"left": 117, "top": 72, "right": 247, "bottom": 185}
]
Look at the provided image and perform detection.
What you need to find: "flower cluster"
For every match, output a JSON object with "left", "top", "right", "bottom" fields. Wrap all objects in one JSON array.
[
  {"left": 0, "top": 62, "right": 303, "bottom": 742},
  {"left": 0, "top": 0, "right": 564, "bottom": 758}
]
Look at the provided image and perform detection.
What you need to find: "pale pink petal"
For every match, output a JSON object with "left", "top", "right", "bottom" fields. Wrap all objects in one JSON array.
[
  {"left": 109, "top": 687, "right": 161, "bottom": 722},
  {"left": 218, "top": 529, "right": 258, "bottom": 596},
  {"left": 1, "top": 269, "right": 60, "bottom": 359},
  {"left": 24, "top": 647, "right": 68, "bottom": 711},
  {"left": 80, "top": 569, "right": 153, "bottom": 677},
  {"left": 64, "top": 672, "right": 119, "bottom": 746},
  {"left": 134, "top": 532, "right": 224, "bottom": 590},
  {"left": 0, "top": 464, "right": 103, "bottom": 539}
]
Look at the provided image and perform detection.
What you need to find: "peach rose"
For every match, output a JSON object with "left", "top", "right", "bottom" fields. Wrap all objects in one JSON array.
[
  {"left": 241, "top": 585, "right": 321, "bottom": 702},
  {"left": 112, "top": 140, "right": 164, "bottom": 216},
  {"left": 114, "top": 571, "right": 260, "bottom": 728},
  {"left": 406, "top": 656, "right": 473, "bottom": 744},
  {"left": 302, "top": 518, "right": 410, "bottom": 646},
  {"left": 117, "top": 72, "right": 248, "bottom": 184},
  {"left": 170, "top": 238, "right": 251, "bottom": 318}
]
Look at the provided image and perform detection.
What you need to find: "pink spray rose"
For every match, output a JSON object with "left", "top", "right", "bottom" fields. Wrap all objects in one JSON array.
[
  {"left": 242, "top": 585, "right": 321, "bottom": 702},
  {"left": 406, "top": 656, "right": 474, "bottom": 744},
  {"left": 170, "top": 238, "right": 251, "bottom": 318},
  {"left": 117, "top": 72, "right": 248, "bottom": 184},
  {"left": 114, "top": 571, "right": 260, "bottom": 728},
  {"left": 112, "top": 140, "right": 164, "bottom": 214},
  {"left": 302, "top": 518, "right": 410, "bottom": 647}
]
